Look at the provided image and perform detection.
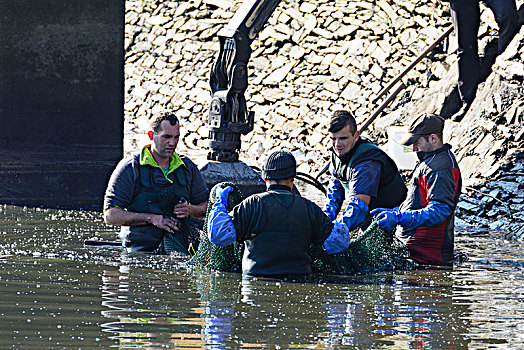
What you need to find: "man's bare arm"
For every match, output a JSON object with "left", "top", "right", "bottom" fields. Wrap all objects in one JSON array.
[
  {"left": 173, "top": 201, "right": 208, "bottom": 220},
  {"left": 104, "top": 207, "right": 180, "bottom": 233},
  {"left": 190, "top": 201, "right": 208, "bottom": 219},
  {"left": 352, "top": 194, "right": 371, "bottom": 206}
]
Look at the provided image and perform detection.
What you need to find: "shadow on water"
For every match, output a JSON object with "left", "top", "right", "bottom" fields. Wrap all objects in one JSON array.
[{"left": 1, "top": 199, "right": 524, "bottom": 348}]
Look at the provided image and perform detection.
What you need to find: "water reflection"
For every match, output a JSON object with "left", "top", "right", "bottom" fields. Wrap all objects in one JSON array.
[
  {"left": 99, "top": 259, "right": 205, "bottom": 348},
  {"left": 1, "top": 204, "right": 524, "bottom": 348},
  {"left": 322, "top": 288, "right": 363, "bottom": 346},
  {"left": 196, "top": 274, "right": 332, "bottom": 348},
  {"left": 203, "top": 300, "right": 235, "bottom": 349},
  {"left": 235, "top": 276, "right": 330, "bottom": 347},
  {"left": 319, "top": 270, "right": 472, "bottom": 349},
  {"left": 194, "top": 272, "right": 238, "bottom": 349}
]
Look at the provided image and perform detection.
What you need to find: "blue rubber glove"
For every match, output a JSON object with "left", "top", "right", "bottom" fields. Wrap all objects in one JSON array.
[
  {"left": 207, "top": 185, "right": 236, "bottom": 247},
  {"left": 373, "top": 201, "right": 451, "bottom": 231},
  {"left": 323, "top": 178, "right": 345, "bottom": 221},
  {"left": 397, "top": 201, "right": 451, "bottom": 228},
  {"left": 323, "top": 221, "right": 350, "bottom": 254},
  {"left": 336, "top": 197, "right": 369, "bottom": 231},
  {"left": 370, "top": 207, "right": 398, "bottom": 216},
  {"left": 215, "top": 186, "right": 234, "bottom": 208},
  {"left": 374, "top": 210, "right": 400, "bottom": 232}
]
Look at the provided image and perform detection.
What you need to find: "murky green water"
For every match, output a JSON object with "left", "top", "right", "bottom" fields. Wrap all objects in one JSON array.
[{"left": 1, "top": 201, "right": 524, "bottom": 349}]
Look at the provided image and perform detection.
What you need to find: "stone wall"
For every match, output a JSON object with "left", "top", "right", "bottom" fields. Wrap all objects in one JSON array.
[
  {"left": 124, "top": 0, "right": 523, "bottom": 180},
  {"left": 124, "top": 0, "right": 524, "bottom": 237},
  {"left": 124, "top": 0, "right": 451, "bottom": 170},
  {"left": 378, "top": 25, "right": 524, "bottom": 187}
]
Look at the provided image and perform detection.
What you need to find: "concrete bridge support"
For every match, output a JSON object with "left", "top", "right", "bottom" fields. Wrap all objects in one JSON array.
[{"left": 0, "top": 0, "right": 124, "bottom": 210}]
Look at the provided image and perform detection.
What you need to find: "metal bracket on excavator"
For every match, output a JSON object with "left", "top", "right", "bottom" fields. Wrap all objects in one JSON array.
[{"left": 208, "top": 0, "right": 281, "bottom": 162}]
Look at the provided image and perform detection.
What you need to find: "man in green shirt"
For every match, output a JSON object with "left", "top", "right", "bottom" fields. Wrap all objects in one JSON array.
[{"left": 104, "top": 110, "right": 209, "bottom": 253}]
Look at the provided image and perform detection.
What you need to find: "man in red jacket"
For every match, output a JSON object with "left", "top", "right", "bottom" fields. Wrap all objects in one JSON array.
[{"left": 372, "top": 114, "right": 462, "bottom": 266}]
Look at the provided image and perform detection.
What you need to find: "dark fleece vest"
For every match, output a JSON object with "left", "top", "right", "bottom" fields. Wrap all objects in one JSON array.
[{"left": 331, "top": 138, "right": 407, "bottom": 210}]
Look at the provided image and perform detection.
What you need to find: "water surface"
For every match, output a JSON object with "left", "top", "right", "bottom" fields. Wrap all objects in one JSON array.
[{"left": 1, "top": 202, "right": 523, "bottom": 349}]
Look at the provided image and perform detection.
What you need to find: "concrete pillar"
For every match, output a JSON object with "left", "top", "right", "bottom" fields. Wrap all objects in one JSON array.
[{"left": 0, "top": 0, "right": 124, "bottom": 210}]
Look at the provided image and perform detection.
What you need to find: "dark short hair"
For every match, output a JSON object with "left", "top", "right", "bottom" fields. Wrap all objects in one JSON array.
[
  {"left": 328, "top": 110, "right": 357, "bottom": 134},
  {"left": 150, "top": 110, "right": 179, "bottom": 133},
  {"left": 422, "top": 132, "right": 443, "bottom": 142}
]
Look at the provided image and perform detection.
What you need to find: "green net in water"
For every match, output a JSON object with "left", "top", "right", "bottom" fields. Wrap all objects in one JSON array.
[
  {"left": 192, "top": 182, "right": 415, "bottom": 274},
  {"left": 309, "top": 217, "right": 415, "bottom": 274},
  {"left": 191, "top": 182, "right": 244, "bottom": 271},
  {"left": 149, "top": 190, "right": 204, "bottom": 256},
  {"left": 162, "top": 218, "right": 202, "bottom": 255}
]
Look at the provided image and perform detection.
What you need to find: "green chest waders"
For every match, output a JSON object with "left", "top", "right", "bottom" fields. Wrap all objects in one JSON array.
[
  {"left": 332, "top": 142, "right": 407, "bottom": 210},
  {"left": 121, "top": 159, "right": 190, "bottom": 253}
]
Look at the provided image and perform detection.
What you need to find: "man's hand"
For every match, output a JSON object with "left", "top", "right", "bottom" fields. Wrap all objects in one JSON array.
[
  {"left": 150, "top": 214, "right": 180, "bottom": 233},
  {"left": 371, "top": 210, "right": 399, "bottom": 232},
  {"left": 173, "top": 200, "right": 208, "bottom": 219},
  {"left": 174, "top": 200, "right": 191, "bottom": 219},
  {"left": 104, "top": 207, "right": 182, "bottom": 232},
  {"left": 370, "top": 208, "right": 396, "bottom": 216}
]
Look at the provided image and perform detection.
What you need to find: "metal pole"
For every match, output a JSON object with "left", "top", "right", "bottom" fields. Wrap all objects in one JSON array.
[
  {"left": 372, "top": 26, "right": 453, "bottom": 104},
  {"left": 359, "top": 81, "right": 406, "bottom": 134}
]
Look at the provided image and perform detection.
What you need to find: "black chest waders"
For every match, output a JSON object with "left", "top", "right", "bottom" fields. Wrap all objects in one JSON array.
[{"left": 241, "top": 190, "right": 315, "bottom": 276}]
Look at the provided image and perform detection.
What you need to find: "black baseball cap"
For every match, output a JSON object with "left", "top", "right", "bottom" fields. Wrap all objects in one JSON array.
[{"left": 400, "top": 114, "right": 445, "bottom": 145}]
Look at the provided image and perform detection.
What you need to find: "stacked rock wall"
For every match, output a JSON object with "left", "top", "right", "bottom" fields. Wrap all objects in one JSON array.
[
  {"left": 124, "top": 0, "right": 523, "bottom": 178},
  {"left": 124, "top": 0, "right": 452, "bottom": 172},
  {"left": 124, "top": 0, "right": 524, "bottom": 238},
  {"left": 379, "top": 23, "right": 524, "bottom": 238},
  {"left": 448, "top": 27, "right": 524, "bottom": 238}
]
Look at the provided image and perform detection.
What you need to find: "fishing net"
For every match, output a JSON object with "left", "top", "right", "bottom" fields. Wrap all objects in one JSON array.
[
  {"left": 150, "top": 190, "right": 204, "bottom": 256},
  {"left": 162, "top": 218, "right": 203, "bottom": 255},
  {"left": 192, "top": 182, "right": 415, "bottom": 274},
  {"left": 309, "top": 217, "right": 415, "bottom": 274},
  {"left": 190, "top": 182, "right": 245, "bottom": 271}
]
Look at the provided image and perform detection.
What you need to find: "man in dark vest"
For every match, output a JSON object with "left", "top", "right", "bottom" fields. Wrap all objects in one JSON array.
[
  {"left": 324, "top": 110, "right": 407, "bottom": 232},
  {"left": 207, "top": 150, "right": 350, "bottom": 278},
  {"left": 103, "top": 110, "right": 209, "bottom": 253},
  {"left": 371, "top": 114, "right": 462, "bottom": 266}
]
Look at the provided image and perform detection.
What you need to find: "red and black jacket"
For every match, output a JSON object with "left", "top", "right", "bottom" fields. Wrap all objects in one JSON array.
[{"left": 398, "top": 144, "right": 462, "bottom": 266}]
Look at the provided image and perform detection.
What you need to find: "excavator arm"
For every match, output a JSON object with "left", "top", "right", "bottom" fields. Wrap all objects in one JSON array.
[{"left": 208, "top": 0, "right": 282, "bottom": 162}]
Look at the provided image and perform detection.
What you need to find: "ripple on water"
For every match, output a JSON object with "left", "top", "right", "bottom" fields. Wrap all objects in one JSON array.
[{"left": 0, "top": 204, "right": 523, "bottom": 348}]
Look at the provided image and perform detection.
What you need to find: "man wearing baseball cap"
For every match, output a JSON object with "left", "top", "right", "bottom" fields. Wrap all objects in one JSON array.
[
  {"left": 207, "top": 150, "right": 351, "bottom": 278},
  {"left": 371, "top": 114, "right": 462, "bottom": 266}
]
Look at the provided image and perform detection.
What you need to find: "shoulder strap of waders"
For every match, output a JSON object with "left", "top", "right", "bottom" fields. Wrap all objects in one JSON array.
[
  {"left": 347, "top": 141, "right": 381, "bottom": 168},
  {"left": 135, "top": 154, "right": 152, "bottom": 188}
]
